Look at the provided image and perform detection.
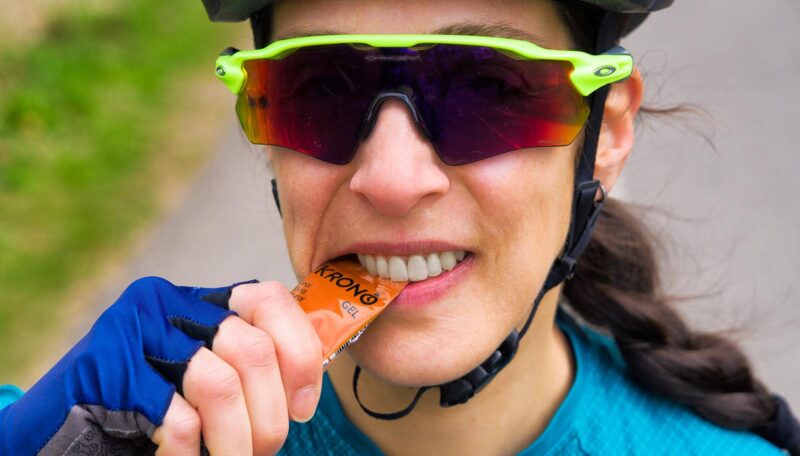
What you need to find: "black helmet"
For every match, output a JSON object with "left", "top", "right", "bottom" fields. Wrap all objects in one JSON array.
[{"left": 201, "top": 0, "right": 673, "bottom": 36}]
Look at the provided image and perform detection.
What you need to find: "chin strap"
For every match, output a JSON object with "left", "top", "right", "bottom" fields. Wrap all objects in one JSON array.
[
  {"left": 271, "top": 178, "right": 281, "bottom": 215},
  {"left": 270, "top": 175, "right": 602, "bottom": 418},
  {"left": 271, "top": 173, "right": 607, "bottom": 421},
  {"left": 351, "top": 179, "right": 606, "bottom": 419}
]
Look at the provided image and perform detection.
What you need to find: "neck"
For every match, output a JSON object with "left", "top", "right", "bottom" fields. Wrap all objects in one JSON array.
[{"left": 326, "top": 288, "right": 575, "bottom": 455}]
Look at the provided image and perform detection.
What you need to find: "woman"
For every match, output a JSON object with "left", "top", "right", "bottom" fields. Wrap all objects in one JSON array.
[{"left": 1, "top": 0, "right": 798, "bottom": 454}]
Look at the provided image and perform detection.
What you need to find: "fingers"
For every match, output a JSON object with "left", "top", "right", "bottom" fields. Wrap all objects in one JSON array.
[
  {"left": 213, "top": 316, "right": 290, "bottom": 454},
  {"left": 156, "top": 281, "right": 321, "bottom": 455},
  {"left": 182, "top": 347, "right": 253, "bottom": 456},
  {"left": 229, "top": 281, "right": 324, "bottom": 422},
  {"left": 151, "top": 393, "right": 201, "bottom": 455}
]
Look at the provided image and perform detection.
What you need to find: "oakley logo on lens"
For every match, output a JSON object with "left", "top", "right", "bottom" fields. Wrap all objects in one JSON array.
[
  {"left": 594, "top": 66, "right": 617, "bottom": 77},
  {"left": 365, "top": 54, "right": 421, "bottom": 62}
]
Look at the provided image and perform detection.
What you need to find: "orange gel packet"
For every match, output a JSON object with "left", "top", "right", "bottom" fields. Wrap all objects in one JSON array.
[{"left": 291, "top": 257, "right": 407, "bottom": 367}]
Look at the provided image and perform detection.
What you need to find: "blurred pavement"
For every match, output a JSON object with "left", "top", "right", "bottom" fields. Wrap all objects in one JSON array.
[{"left": 58, "top": 0, "right": 798, "bottom": 408}]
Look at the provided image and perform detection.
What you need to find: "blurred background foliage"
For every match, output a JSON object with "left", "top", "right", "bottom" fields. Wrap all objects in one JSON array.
[{"left": 0, "top": 0, "right": 240, "bottom": 381}]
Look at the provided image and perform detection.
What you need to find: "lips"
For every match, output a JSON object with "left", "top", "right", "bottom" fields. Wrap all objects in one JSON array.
[
  {"left": 312, "top": 245, "right": 473, "bottom": 309},
  {"left": 389, "top": 253, "right": 475, "bottom": 308}
]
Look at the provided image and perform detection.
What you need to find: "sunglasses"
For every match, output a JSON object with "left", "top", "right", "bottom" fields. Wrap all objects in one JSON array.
[{"left": 215, "top": 35, "right": 633, "bottom": 165}]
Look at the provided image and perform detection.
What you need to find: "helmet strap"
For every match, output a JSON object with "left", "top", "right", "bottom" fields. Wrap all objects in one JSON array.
[
  {"left": 271, "top": 177, "right": 281, "bottom": 215},
  {"left": 351, "top": 180, "right": 606, "bottom": 420}
]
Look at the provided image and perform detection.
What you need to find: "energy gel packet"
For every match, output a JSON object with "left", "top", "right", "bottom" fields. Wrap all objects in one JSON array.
[{"left": 291, "top": 257, "right": 407, "bottom": 368}]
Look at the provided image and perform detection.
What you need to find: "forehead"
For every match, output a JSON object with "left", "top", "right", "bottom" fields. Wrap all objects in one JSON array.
[{"left": 272, "top": 0, "right": 573, "bottom": 49}]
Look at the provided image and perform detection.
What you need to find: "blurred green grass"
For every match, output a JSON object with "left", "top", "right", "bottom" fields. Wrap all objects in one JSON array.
[{"left": 0, "top": 1, "right": 238, "bottom": 379}]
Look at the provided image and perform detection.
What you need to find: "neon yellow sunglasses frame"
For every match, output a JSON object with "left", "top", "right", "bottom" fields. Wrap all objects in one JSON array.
[{"left": 214, "top": 34, "right": 634, "bottom": 96}]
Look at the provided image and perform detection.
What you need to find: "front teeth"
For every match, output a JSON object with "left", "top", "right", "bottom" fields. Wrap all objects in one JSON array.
[
  {"left": 376, "top": 256, "right": 389, "bottom": 277},
  {"left": 357, "top": 250, "right": 468, "bottom": 282},
  {"left": 407, "top": 255, "right": 428, "bottom": 281},
  {"left": 388, "top": 256, "right": 408, "bottom": 281}
]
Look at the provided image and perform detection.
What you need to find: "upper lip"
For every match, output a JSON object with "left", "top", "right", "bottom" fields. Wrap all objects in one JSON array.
[{"left": 318, "top": 240, "right": 472, "bottom": 269}]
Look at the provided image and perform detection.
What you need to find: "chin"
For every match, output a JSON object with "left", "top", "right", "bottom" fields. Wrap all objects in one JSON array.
[{"left": 345, "top": 315, "right": 508, "bottom": 387}]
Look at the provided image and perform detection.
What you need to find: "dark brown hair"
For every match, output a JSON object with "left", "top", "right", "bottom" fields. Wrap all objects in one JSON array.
[
  {"left": 250, "top": 3, "right": 796, "bottom": 452},
  {"left": 565, "top": 197, "right": 779, "bottom": 427}
]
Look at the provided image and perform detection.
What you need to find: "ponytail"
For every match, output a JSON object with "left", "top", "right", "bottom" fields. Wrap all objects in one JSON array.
[{"left": 563, "top": 197, "right": 800, "bottom": 454}]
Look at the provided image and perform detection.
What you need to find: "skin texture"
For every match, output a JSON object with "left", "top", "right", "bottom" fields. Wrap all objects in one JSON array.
[{"left": 151, "top": 0, "right": 643, "bottom": 453}]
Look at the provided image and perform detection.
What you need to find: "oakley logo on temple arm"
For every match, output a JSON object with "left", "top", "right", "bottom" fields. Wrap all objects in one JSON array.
[{"left": 593, "top": 65, "right": 617, "bottom": 77}]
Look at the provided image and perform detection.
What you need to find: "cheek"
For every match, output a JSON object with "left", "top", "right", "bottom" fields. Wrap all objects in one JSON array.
[
  {"left": 465, "top": 147, "right": 574, "bottom": 260},
  {"left": 272, "top": 149, "right": 346, "bottom": 276},
  {"left": 469, "top": 147, "right": 573, "bottom": 311}
]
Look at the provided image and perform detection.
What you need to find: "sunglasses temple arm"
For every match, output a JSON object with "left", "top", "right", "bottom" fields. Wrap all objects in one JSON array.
[
  {"left": 271, "top": 178, "right": 282, "bottom": 216},
  {"left": 602, "top": 45, "right": 633, "bottom": 82}
]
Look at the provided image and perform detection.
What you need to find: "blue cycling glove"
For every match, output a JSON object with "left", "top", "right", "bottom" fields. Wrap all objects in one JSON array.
[{"left": 0, "top": 276, "right": 254, "bottom": 455}]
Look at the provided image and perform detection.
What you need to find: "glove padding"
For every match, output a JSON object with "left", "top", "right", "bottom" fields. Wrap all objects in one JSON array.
[{"left": 0, "top": 276, "right": 254, "bottom": 455}]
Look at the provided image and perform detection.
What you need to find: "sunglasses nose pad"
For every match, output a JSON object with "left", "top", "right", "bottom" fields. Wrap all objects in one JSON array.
[{"left": 358, "top": 89, "right": 433, "bottom": 141}]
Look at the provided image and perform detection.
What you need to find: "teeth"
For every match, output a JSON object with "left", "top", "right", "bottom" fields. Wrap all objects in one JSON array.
[
  {"left": 407, "top": 255, "right": 428, "bottom": 281},
  {"left": 365, "top": 254, "right": 377, "bottom": 275},
  {"left": 376, "top": 256, "right": 389, "bottom": 278},
  {"left": 426, "top": 253, "right": 442, "bottom": 277},
  {"left": 440, "top": 251, "right": 457, "bottom": 271},
  {"left": 388, "top": 256, "right": 408, "bottom": 281},
  {"left": 356, "top": 250, "right": 468, "bottom": 282}
]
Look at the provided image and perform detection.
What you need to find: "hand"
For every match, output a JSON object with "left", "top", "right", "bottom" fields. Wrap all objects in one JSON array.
[
  {"left": 0, "top": 277, "right": 323, "bottom": 456},
  {"left": 153, "top": 281, "right": 323, "bottom": 455}
]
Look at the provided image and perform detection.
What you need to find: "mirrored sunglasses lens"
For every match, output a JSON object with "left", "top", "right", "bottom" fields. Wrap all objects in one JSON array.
[
  {"left": 237, "top": 46, "right": 377, "bottom": 163},
  {"left": 235, "top": 43, "right": 588, "bottom": 165},
  {"left": 418, "top": 46, "right": 589, "bottom": 164}
]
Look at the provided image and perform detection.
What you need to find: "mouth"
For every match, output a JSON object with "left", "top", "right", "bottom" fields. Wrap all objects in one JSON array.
[
  {"left": 354, "top": 250, "right": 470, "bottom": 282},
  {"left": 318, "top": 249, "right": 475, "bottom": 313}
]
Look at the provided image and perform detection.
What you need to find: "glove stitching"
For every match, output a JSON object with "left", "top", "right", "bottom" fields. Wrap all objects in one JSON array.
[
  {"left": 59, "top": 424, "right": 91, "bottom": 456},
  {"left": 97, "top": 427, "right": 142, "bottom": 437},
  {"left": 144, "top": 353, "right": 194, "bottom": 363},
  {"left": 166, "top": 313, "right": 235, "bottom": 328}
]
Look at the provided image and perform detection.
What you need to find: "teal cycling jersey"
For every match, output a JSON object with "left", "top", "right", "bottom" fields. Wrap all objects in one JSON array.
[
  {"left": 2, "top": 308, "right": 783, "bottom": 454},
  {"left": 279, "top": 309, "right": 783, "bottom": 455}
]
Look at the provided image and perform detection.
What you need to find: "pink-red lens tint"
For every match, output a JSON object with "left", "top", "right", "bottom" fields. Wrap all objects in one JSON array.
[
  {"left": 234, "top": 44, "right": 589, "bottom": 165},
  {"left": 236, "top": 46, "right": 379, "bottom": 164}
]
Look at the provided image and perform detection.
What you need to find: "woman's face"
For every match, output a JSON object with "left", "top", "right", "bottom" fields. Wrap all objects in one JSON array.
[{"left": 270, "top": 0, "right": 579, "bottom": 386}]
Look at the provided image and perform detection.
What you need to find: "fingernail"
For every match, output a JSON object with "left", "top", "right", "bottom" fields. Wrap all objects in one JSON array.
[{"left": 291, "top": 385, "right": 318, "bottom": 423}]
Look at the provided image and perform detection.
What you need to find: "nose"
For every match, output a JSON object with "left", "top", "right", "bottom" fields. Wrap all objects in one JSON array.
[{"left": 349, "top": 98, "right": 449, "bottom": 217}]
